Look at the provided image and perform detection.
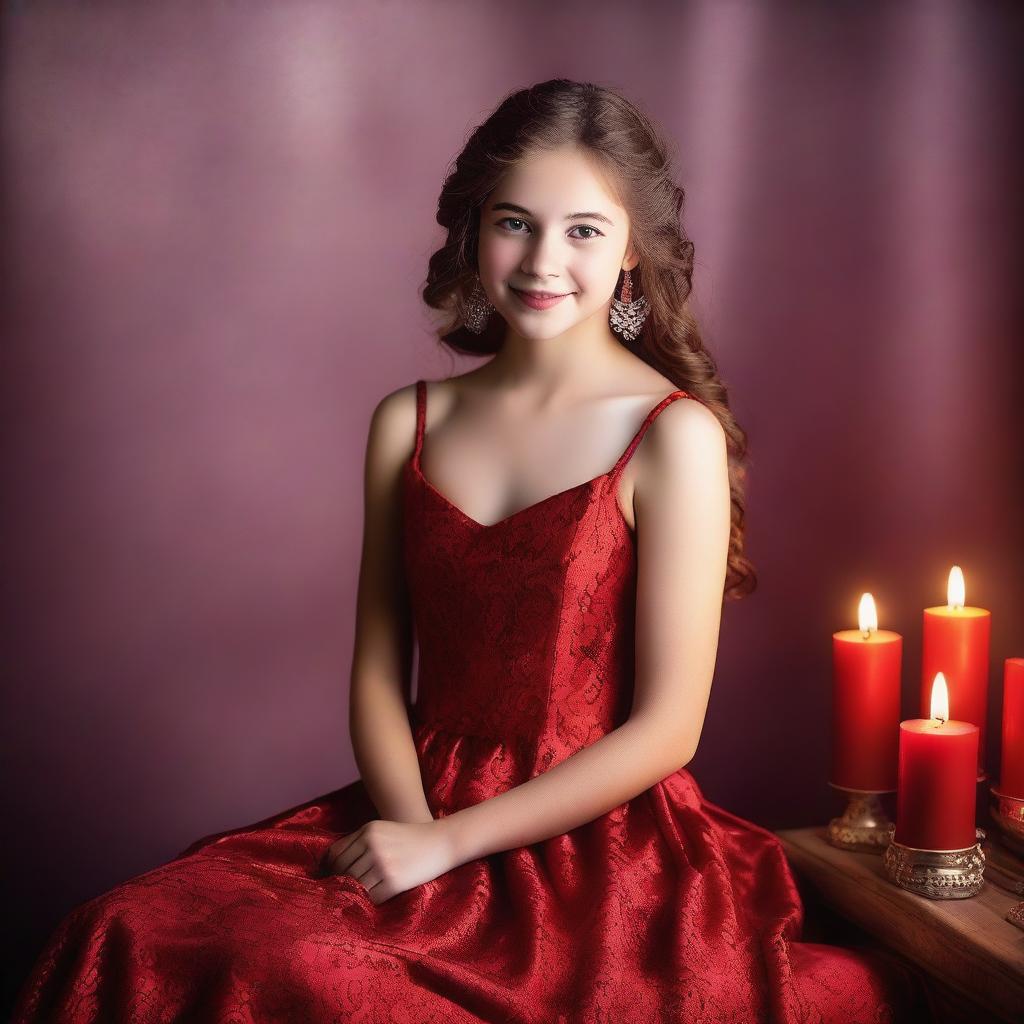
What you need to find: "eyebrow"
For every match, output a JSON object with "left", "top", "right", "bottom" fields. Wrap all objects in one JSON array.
[{"left": 490, "top": 202, "right": 615, "bottom": 227}]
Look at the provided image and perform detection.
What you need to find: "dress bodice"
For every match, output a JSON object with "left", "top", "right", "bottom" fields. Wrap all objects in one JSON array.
[{"left": 402, "top": 378, "right": 695, "bottom": 806}]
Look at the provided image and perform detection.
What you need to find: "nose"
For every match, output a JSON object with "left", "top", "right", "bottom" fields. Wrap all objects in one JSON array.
[{"left": 517, "top": 229, "right": 567, "bottom": 284}]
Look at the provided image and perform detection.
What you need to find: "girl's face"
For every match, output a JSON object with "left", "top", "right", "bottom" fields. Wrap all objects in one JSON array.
[{"left": 476, "top": 145, "right": 636, "bottom": 343}]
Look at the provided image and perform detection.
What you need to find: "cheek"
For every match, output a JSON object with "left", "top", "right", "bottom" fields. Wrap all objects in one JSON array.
[
  {"left": 572, "top": 262, "right": 619, "bottom": 299},
  {"left": 476, "top": 238, "right": 516, "bottom": 279}
]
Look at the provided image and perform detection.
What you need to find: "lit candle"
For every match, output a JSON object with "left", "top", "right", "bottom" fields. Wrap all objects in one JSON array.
[
  {"left": 895, "top": 673, "right": 979, "bottom": 850},
  {"left": 999, "top": 657, "right": 1024, "bottom": 799},
  {"left": 921, "top": 565, "right": 991, "bottom": 778},
  {"left": 831, "top": 593, "right": 901, "bottom": 791}
]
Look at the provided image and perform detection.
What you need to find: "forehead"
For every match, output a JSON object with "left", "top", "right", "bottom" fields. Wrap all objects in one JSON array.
[{"left": 487, "top": 145, "right": 625, "bottom": 217}]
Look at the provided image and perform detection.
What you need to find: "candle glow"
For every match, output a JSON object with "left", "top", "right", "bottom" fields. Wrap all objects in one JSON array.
[
  {"left": 858, "top": 592, "right": 877, "bottom": 637},
  {"left": 930, "top": 673, "right": 949, "bottom": 724},
  {"left": 947, "top": 565, "right": 965, "bottom": 609}
]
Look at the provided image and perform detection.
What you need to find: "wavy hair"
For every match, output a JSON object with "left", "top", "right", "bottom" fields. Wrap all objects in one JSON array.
[{"left": 421, "top": 79, "right": 756, "bottom": 600}]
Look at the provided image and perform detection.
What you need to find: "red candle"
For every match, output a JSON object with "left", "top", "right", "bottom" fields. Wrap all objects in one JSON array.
[
  {"left": 999, "top": 658, "right": 1024, "bottom": 798},
  {"left": 895, "top": 673, "right": 979, "bottom": 850},
  {"left": 831, "top": 593, "right": 901, "bottom": 791},
  {"left": 921, "top": 565, "right": 990, "bottom": 777}
]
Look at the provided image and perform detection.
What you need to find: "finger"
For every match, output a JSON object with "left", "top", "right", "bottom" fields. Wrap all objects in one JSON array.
[
  {"left": 330, "top": 840, "right": 376, "bottom": 879},
  {"left": 365, "top": 877, "right": 389, "bottom": 905},
  {"left": 322, "top": 830, "right": 357, "bottom": 866},
  {"left": 326, "top": 838, "right": 363, "bottom": 875},
  {"left": 345, "top": 848, "right": 375, "bottom": 882},
  {"left": 339, "top": 823, "right": 368, "bottom": 850},
  {"left": 359, "top": 867, "right": 382, "bottom": 892}
]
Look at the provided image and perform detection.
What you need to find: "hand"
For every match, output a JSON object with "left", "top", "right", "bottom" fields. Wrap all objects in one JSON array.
[{"left": 322, "top": 818, "right": 458, "bottom": 905}]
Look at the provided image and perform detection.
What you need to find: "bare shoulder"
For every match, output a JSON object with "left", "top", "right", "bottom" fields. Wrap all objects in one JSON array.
[
  {"left": 359, "top": 382, "right": 426, "bottom": 494},
  {"left": 636, "top": 393, "right": 729, "bottom": 495},
  {"left": 370, "top": 373, "right": 477, "bottom": 454},
  {"left": 654, "top": 392, "right": 726, "bottom": 449},
  {"left": 367, "top": 380, "right": 420, "bottom": 447}
]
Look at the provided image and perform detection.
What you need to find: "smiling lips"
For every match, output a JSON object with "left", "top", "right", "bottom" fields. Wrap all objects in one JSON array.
[{"left": 511, "top": 287, "right": 574, "bottom": 310}]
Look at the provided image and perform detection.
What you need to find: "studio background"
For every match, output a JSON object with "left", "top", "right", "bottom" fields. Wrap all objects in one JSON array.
[{"left": 3, "top": 0, "right": 1023, "bottom": 1011}]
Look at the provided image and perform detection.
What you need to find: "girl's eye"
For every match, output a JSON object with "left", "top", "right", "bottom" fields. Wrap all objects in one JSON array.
[{"left": 496, "top": 218, "right": 603, "bottom": 240}]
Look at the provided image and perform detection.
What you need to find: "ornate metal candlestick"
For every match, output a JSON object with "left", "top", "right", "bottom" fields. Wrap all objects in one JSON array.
[
  {"left": 989, "top": 786, "right": 1024, "bottom": 857},
  {"left": 987, "top": 785, "right": 1024, "bottom": 931},
  {"left": 882, "top": 823, "right": 986, "bottom": 898},
  {"left": 827, "top": 784, "right": 893, "bottom": 853}
]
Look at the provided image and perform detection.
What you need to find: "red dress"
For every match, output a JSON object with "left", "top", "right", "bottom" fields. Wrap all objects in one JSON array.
[{"left": 13, "top": 379, "right": 933, "bottom": 1023}]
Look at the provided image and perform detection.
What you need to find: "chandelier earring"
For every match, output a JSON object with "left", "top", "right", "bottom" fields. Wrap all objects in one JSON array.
[
  {"left": 609, "top": 267, "right": 649, "bottom": 343},
  {"left": 464, "top": 273, "right": 495, "bottom": 334}
]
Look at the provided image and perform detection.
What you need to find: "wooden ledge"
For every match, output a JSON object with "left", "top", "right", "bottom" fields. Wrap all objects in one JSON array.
[{"left": 775, "top": 826, "right": 1024, "bottom": 1023}]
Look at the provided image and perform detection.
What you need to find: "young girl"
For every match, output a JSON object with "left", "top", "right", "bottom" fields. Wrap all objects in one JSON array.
[{"left": 14, "top": 79, "right": 934, "bottom": 1023}]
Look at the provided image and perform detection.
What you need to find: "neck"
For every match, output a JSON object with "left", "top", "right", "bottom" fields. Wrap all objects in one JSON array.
[{"left": 481, "top": 309, "right": 634, "bottom": 405}]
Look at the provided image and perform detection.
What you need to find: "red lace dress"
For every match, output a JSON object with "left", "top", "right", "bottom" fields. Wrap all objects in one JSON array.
[{"left": 13, "top": 379, "right": 934, "bottom": 1023}]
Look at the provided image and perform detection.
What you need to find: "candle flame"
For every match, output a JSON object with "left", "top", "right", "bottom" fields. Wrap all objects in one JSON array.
[
  {"left": 947, "top": 565, "right": 965, "bottom": 609},
  {"left": 930, "top": 672, "right": 949, "bottom": 723},
  {"left": 857, "top": 593, "right": 878, "bottom": 636}
]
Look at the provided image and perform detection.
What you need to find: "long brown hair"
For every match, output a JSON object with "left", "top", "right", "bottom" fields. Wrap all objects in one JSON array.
[{"left": 421, "top": 79, "right": 756, "bottom": 600}]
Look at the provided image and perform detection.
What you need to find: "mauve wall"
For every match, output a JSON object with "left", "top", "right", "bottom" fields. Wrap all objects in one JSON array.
[{"left": 3, "top": 0, "right": 1022, "bottom": 1008}]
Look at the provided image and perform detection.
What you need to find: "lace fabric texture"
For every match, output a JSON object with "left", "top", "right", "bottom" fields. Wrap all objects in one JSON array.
[{"left": 12, "top": 379, "right": 934, "bottom": 1023}]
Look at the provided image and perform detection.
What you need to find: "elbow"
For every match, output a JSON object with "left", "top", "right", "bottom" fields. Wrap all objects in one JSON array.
[
  {"left": 627, "top": 712, "right": 700, "bottom": 777},
  {"left": 640, "top": 723, "right": 699, "bottom": 778},
  {"left": 660, "top": 721, "right": 701, "bottom": 775},
  {"left": 670, "top": 738, "right": 698, "bottom": 774}
]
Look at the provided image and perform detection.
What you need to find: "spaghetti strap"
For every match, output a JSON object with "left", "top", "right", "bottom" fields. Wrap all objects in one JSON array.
[
  {"left": 607, "top": 389, "right": 695, "bottom": 485},
  {"left": 413, "top": 377, "right": 693, "bottom": 488},
  {"left": 412, "top": 379, "right": 427, "bottom": 467}
]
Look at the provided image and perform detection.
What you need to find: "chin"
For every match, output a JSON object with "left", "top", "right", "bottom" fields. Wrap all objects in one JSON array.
[{"left": 516, "top": 321, "right": 583, "bottom": 343}]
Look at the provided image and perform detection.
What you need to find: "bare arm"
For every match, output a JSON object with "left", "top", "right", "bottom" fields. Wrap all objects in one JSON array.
[
  {"left": 437, "top": 398, "right": 732, "bottom": 864},
  {"left": 349, "top": 385, "right": 433, "bottom": 825}
]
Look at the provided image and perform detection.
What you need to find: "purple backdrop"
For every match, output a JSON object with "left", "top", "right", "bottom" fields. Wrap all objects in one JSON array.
[{"left": 3, "top": 0, "right": 1023, "bottom": 1010}]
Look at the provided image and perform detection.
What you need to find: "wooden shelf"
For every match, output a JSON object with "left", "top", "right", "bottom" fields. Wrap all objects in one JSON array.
[{"left": 775, "top": 826, "right": 1024, "bottom": 1023}]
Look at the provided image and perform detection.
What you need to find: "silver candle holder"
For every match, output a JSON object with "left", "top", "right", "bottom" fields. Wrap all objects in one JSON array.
[
  {"left": 882, "top": 823, "right": 986, "bottom": 898},
  {"left": 989, "top": 786, "right": 1024, "bottom": 856},
  {"left": 987, "top": 785, "right": 1024, "bottom": 931},
  {"left": 826, "top": 784, "right": 893, "bottom": 853}
]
